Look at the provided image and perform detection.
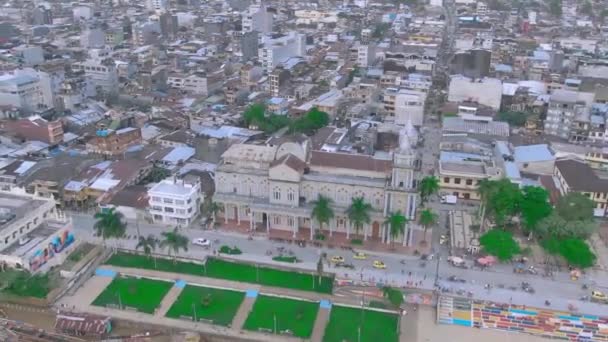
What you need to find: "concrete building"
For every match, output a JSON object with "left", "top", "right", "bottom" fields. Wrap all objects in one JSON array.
[
  {"left": 0, "top": 70, "right": 53, "bottom": 113},
  {"left": 167, "top": 71, "right": 222, "bottom": 96},
  {"left": 240, "top": 31, "right": 259, "bottom": 61},
  {"left": 383, "top": 88, "right": 426, "bottom": 126},
  {"left": 80, "top": 29, "right": 106, "bottom": 49},
  {"left": 447, "top": 76, "right": 503, "bottom": 110},
  {"left": 159, "top": 12, "right": 178, "bottom": 38},
  {"left": 71, "top": 49, "right": 119, "bottom": 94},
  {"left": 0, "top": 193, "right": 74, "bottom": 272},
  {"left": 259, "top": 32, "right": 306, "bottom": 72},
  {"left": 554, "top": 158, "right": 608, "bottom": 216},
  {"left": 242, "top": 3, "right": 273, "bottom": 34},
  {"left": 351, "top": 43, "right": 376, "bottom": 68},
  {"left": 30, "top": 6, "right": 52, "bottom": 25},
  {"left": 544, "top": 90, "right": 595, "bottom": 140},
  {"left": 213, "top": 130, "right": 419, "bottom": 244},
  {"left": 147, "top": 0, "right": 169, "bottom": 12},
  {"left": 13, "top": 46, "right": 44, "bottom": 66},
  {"left": 2, "top": 116, "right": 63, "bottom": 144},
  {"left": 86, "top": 127, "right": 142, "bottom": 156},
  {"left": 148, "top": 176, "right": 202, "bottom": 226}
]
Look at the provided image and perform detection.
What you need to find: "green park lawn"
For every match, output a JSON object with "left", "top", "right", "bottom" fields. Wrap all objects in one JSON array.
[
  {"left": 323, "top": 305, "right": 399, "bottom": 342},
  {"left": 91, "top": 276, "right": 173, "bottom": 314},
  {"left": 165, "top": 285, "right": 245, "bottom": 326},
  {"left": 105, "top": 252, "right": 333, "bottom": 294},
  {"left": 243, "top": 295, "right": 319, "bottom": 338}
]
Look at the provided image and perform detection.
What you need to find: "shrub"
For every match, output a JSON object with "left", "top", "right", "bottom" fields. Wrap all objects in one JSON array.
[
  {"left": 350, "top": 238, "right": 363, "bottom": 245},
  {"left": 219, "top": 245, "right": 242, "bottom": 255}
]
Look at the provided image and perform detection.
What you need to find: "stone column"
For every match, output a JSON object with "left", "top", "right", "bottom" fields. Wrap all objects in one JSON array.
[
  {"left": 266, "top": 213, "right": 270, "bottom": 233},
  {"left": 329, "top": 218, "right": 333, "bottom": 237},
  {"left": 293, "top": 216, "right": 297, "bottom": 238},
  {"left": 250, "top": 211, "right": 254, "bottom": 231},
  {"left": 236, "top": 205, "right": 240, "bottom": 225},
  {"left": 346, "top": 222, "right": 350, "bottom": 239},
  {"left": 224, "top": 204, "right": 228, "bottom": 223},
  {"left": 381, "top": 223, "right": 386, "bottom": 244},
  {"left": 310, "top": 220, "right": 314, "bottom": 240},
  {"left": 363, "top": 223, "right": 368, "bottom": 241}
]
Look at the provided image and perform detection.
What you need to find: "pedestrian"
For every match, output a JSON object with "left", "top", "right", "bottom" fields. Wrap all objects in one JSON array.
[{"left": 424, "top": 274, "right": 427, "bottom": 280}]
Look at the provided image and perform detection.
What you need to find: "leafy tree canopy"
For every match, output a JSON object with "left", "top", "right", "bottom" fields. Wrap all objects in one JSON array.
[
  {"left": 241, "top": 104, "right": 329, "bottom": 135},
  {"left": 537, "top": 213, "right": 597, "bottom": 240},
  {"left": 542, "top": 237, "right": 596, "bottom": 268},
  {"left": 479, "top": 229, "right": 521, "bottom": 261},
  {"left": 497, "top": 111, "right": 527, "bottom": 127},
  {"left": 520, "top": 186, "right": 552, "bottom": 231},
  {"left": 382, "top": 286, "right": 404, "bottom": 308},
  {"left": 484, "top": 179, "right": 522, "bottom": 226},
  {"left": 556, "top": 192, "right": 595, "bottom": 222}
]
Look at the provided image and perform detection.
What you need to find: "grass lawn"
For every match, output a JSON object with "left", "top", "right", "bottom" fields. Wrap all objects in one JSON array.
[
  {"left": 205, "top": 258, "right": 333, "bottom": 293},
  {"left": 92, "top": 276, "right": 173, "bottom": 314},
  {"left": 323, "top": 305, "right": 399, "bottom": 342},
  {"left": 243, "top": 295, "right": 319, "bottom": 338},
  {"left": 106, "top": 252, "right": 334, "bottom": 294},
  {"left": 165, "top": 285, "right": 245, "bottom": 326},
  {"left": 106, "top": 252, "right": 206, "bottom": 276}
]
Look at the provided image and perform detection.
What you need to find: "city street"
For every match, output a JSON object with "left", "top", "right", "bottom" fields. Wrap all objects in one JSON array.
[{"left": 71, "top": 213, "right": 608, "bottom": 314}]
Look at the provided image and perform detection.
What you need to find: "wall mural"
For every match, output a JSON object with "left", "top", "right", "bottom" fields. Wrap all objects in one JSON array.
[{"left": 29, "top": 230, "right": 75, "bottom": 271}]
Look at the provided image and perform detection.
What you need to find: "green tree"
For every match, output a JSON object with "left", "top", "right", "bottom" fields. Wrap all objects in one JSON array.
[
  {"left": 479, "top": 229, "right": 521, "bottom": 261},
  {"left": 242, "top": 103, "right": 266, "bottom": 127},
  {"left": 497, "top": 111, "right": 527, "bottom": 127},
  {"left": 520, "top": 186, "right": 552, "bottom": 233},
  {"left": 481, "top": 179, "right": 521, "bottom": 227},
  {"left": 537, "top": 213, "right": 597, "bottom": 240},
  {"left": 549, "top": 0, "right": 562, "bottom": 17},
  {"left": 478, "top": 179, "right": 497, "bottom": 229},
  {"left": 419, "top": 208, "right": 438, "bottom": 243},
  {"left": 601, "top": 9, "right": 608, "bottom": 22},
  {"left": 382, "top": 286, "right": 404, "bottom": 308},
  {"left": 311, "top": 195, "right": 334, "bottom": 238},
  {"left": 419, "top": 176, "right": 440, "bottom": 205},
  {"left": 346, "top": 197, "right": 372, "bottom": 238},
  {"left": 159, "top": 227, "right": 189, "bottom": 263},
  {"left": 544, "top": 237, "right": 596, "bottom": 268},
  {"left": 290, "top": 107, "right": 330, "bottom": 134},
  {"left": 93, "top": 207, "right": 126, "bottom": 247},
  {"left": 136, "top": 235, "right": 158, "bottom": 268},
  {"left": 384, "top": 212, "right": 407, "bottom": 248},
  {"left": 579, "top": 0, "right": 592, "bottom": 15},
  {"left": 208, "top": 202, "right": 223, "bottom": 227},
  {"left": 556, "top": 192, "right": 595, "bottom": 222}
]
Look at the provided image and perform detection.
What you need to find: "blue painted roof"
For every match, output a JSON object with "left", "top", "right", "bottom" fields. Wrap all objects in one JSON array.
[
  {"left": 162, "top": 146, "right": 195, "bottom": 164},
  {"left": 513, "top": 144, "right": 554, "bottom": 163},
  {"left": 505, "top": 161, "right": 521, "bottom": 180}
]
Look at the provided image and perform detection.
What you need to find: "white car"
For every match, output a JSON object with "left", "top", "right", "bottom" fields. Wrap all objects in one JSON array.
[{"left": 192, "top": 238, "right": 211, "bottom": 247}]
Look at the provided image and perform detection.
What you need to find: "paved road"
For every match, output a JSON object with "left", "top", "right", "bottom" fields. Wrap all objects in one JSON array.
[{"left": 71, "top": 213, "right": 608, "bottom": 314}]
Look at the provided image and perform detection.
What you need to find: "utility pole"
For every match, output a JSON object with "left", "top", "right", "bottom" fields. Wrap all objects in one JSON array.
[
  {"left": 273, "top": 314, "right": 277, "bottom": 334},
  {"left": 117, "top": 292, "right": 123, "bottom": 309},
  {"left": 192, "top": 303, "right": 197, "bottom": 321},
  {"left": 434, "top": 253, "right": 441, "bottom": 287}
]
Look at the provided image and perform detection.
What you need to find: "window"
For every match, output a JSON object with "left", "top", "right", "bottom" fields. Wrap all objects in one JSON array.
[
  {"left": 454, "top": 178, "right": 461, "bottom": 184},
  {"left": 176, "top": 209, "right": 186, "bottom": 214},
  {"left": 188, "top": 207, "right": 192, "bottom": 213},
  {"left": 175, "top": 200, "right": 185, "bottom": 205},
  {"left": 443, "top": 177, "right": 450, "bottom": 183},
  {"left": 152, "top": 206, "right": 162, "bottom": 211},
  {"left": 288, "top": 217, "right": 294, "bottom": 227},
  {"left": 152, "top": 196, "right": 161, "bottom": 202},
  {"left": 34, "top": 218, "right": 38, "bottom": 225},
  {"left": 163, "top": 198, "right": 173, "bottom": 204},
  {"left": 164, "top": 207, "right": 174, "bottom": 213},
  {"left": 465, "top": 179, "right": 473, "bottom": 185},
  {"left": 287, "top": 190, "right": 295, "bottom": 202},
  {"left": 273, "top": 216, "right": 280, "bottom": 225},
  {"left": 273, "top": 189, "right": 281, "bottom": 200}
]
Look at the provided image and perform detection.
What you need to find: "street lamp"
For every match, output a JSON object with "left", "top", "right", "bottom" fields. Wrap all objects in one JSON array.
[
  {"left": 273, "top": 313, "right": 277, "bottom": 334},
  {"left": 192, "top": 303, "right": 197, "bottom": 321}
]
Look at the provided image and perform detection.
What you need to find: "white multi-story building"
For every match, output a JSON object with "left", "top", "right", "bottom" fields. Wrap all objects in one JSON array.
[
  {"left": 71, "top": 49, "right": 119, "bottom": 94},
  {"left": 383, "top": 88, "right": 426, "bottom": 126},
  {"left": 148, "top": 176, "right": 202, "bottom": 226},
  {"left": 0, "top": 69, "right": 54, "bottom": 113},
  {"left": 544, "top": 90, "right": 595, "bottom": 139},
  {"left": 447, "top": 76, "right": 503, "bottom": 110},
  {"left": 147, "top": 0, "right": 169, "bottom": 12},
  {"left": 351, "top": 43, "right": 376, "bottom": 68},
  {"left": 259, "top": 32, "right": 306, "bottom": 72},
  {"left": 167, "top": 71, "right": 222, "bottom": 96},
  {"left": 242, "top": 3, "right": 273, "bottom": 34}
]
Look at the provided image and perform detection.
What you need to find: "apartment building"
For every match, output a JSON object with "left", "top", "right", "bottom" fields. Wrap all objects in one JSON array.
[
  {"left": 86, "top": 127, "right": 142, "bottom": 156},
  {"left": 447, "top": 76, "right": 502, "bottom": 110},
  {"left": 71, "top": 49, "right": 119, "bottom": 94},
  {"left": 0, "top": 74, "right": 48, "bottom": 113},
  {"left": 438, "top": 137, "right": 503, "bottom": 200},
  {"left": 350, "top": 43, "right": 376, "bottom": 68},
  {"left": 383, "top": 88, "right": 426, "bottom": 126},
  {"left": 2, "top": 116, "right": 63, "bottom": 144},
  {"left": 554, "top": 158, "right": 608, "bottom": 216},
  {"left": 167, "top": 71, "right": 222, "bottom": 96},
  {"left": 259, "top": 32, "right": 306, "bottom": 72},
  {"left": 213, "top": 130, "right": 419, "bottom": 244},
  {"left": 242, "top": 3, "right": 273, "bottom": 34},
  {"left": 146, "top": 0, "right": 168, "bottom": 12},
  {"left": 148, "top": 176, "right": 202, "bottom": 226},
  {"left": 544, "top": 90, "right": 595, "bottom": 140}
]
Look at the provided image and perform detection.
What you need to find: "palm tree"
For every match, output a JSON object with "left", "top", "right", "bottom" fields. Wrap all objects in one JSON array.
[
  {"left": 419, "top": 208, "right": 438, "bottom": 243},
  {"left": 384, "top": 212, "right": 407, "bottom": 248},
  {"left": 208, "top": 202, "right": 223, "bottom": 228},
  {"left": 311, "top": 195, "right": 334, "bottom": 239},
  {"left": 346, "top": 197, "right": 372, "bottom": 238},
  {"left": 159, "top": 227, "right": 189, "bottom": 263},
  {"left": 93, "top": 207, "right": 126, "bottom": 247},
  {"left": 419, "top": 176, "right": 440, "bottom": 205},
  {"left": 477, "top": 179, "right": 496, "bottom": 230},
  {"left": 136, "top": 235, "right": 158, "bottom": 268}
]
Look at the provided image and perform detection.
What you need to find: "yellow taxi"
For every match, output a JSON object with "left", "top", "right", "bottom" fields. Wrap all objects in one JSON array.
[
  {"left": 353, "top": 252, "right": 368, "bottom": 260},
  {"left": 373, "top": 260, "right": 387, "bottom": 269},
  {"left": 330, "top": 255, "right": 345, "bottom": 263},
  {"left": 592, "top": 291, "right": 608, "bottom": 302}
]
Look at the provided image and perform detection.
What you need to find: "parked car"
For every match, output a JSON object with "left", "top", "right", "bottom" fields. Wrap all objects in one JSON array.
[
  {"left": 192, "top": 238, "right": 211, "bottom": 247},
  {"left": 591, "top": 291, "right": 608, "bottom": 303},
  {"left": 373, "top": 260, "right": 387, "bottom": 269},
  {"left": 330, "top": 255, "right": 345, "bottom": 264},
  {"left": 336, "top": 262, "right": 355, "bottom": 269},
  {"left": 353, "top": 252, "right": 368, "bottom": 260}
]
